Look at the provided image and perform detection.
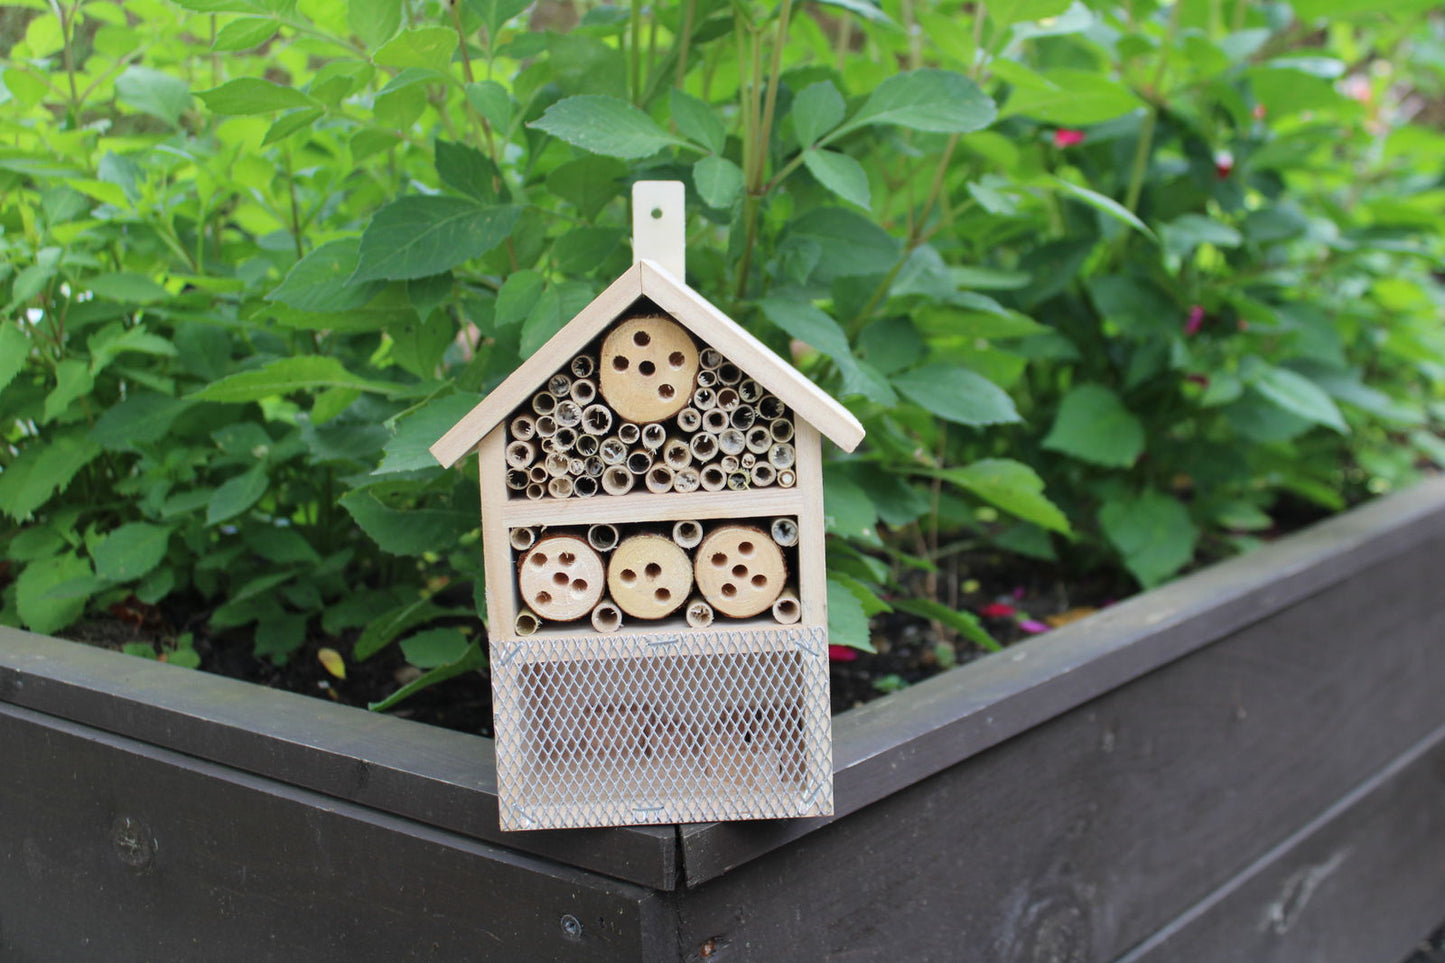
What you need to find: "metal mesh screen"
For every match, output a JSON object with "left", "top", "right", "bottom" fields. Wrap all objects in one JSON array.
[{"left": 492, "top": 625, "right": 833, "bottom": 830}]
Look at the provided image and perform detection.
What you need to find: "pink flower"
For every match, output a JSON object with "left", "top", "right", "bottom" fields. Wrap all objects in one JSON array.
[
  {"left": 1214, "top": 150, "right": 1234, "bottom": 179},
  {"left": 1252, "top": 104, "right": 1267, "bottom": 121},
  {"left": 1185, "top": 305, "right": 1206, "bottom": 335},
  {"left": 979, "top": 602, "right": 1017, "bottom": 618},
  {"left": 1011, "top": 586, "right": 1026, "bottom": 600},
  {"left": 1053, "top": 128, "right": 1086, "bottom": 148},
  {"left": 1185, "top": 373, "right": 1210, "bottom": 388},
  {"left": 1019, "top": 619, "right": 1050, "bottom": 634},
  {"left": 828, "top": 645, "right": 859, "bottom": 662}
]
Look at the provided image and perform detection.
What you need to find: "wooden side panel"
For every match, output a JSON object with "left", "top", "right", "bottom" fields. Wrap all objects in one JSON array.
[
  {"left": 668, "top": 536, "right": 1445, "bottom": 960},
  {"left": 792, "top": 421, "right": 826, "bottom": 629},
  {"left": 0, "top": 703, "right": 671, "bottom": 963},
  {"left": 479, "top": 432, "right": 517, "bottom": 640}
]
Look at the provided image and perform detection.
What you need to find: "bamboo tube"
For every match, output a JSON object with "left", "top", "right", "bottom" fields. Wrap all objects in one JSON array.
[
  {"left": 727, "top": 472, "right": 749, "bottom": 491},
  {"left": 509, "top": 527, "right": 538, "bottom": 552},
  {"left": 607, "top": 533, "right": 693, "bottom": 619},
  {"left": 696, "top": 368, "right": 717, "bottom": 389},
  {"left": 769, "top": 418, "right": 794, "bottom": 442},
  {"left": 553, "top": 427, "right": 577, "bottom": 451},
  {"left": 626, "top": 450, "right": 652, "bottom": 475},
  {"left": 570, "top": 378, "right": 596, "bottom": 405},
  {"left": 751, "top": 463, "right": 776, "bottom": 487},
  {"left": 617, "top": 422, "right": 641, "bottom": 445},
  {"left": 758, "top": 395, "right": 786, "bottom": 420},
  {"left": 555, "top": 400, "right": 582, "bottom": 428},
  {"left": 772, "top": 590, "right": 801, "bottom": 625},
  {"left": 702, "top": 408, "right": 729, "bottom": 433},
  {"left": 730, "top": 405, "right": 756, "bottom": 430},
  {"left": 646, "top": 465, "right": 675, "bottom": 494},
  {"left": 599, "top": 437, "right": 627, "bottom": 465},
  {"left": 770, "top": 517, "right": 799, "bottom": 547},
  {"left": 570, "top": 354, "right": 595, "bottom": 379},
  {"left": 694, "top": 525, "right": 786, "bottom": 618},
  {"left": 602, "top": 465, "right": 634, "bottom": 495},
  {"left": 690, "top": 432, "right": 718, "bottom": 462},
  {"left": 525, "top": 482, "right": 545, "bottom": 500},
  {"left": 547, "top": 373, "right": 572, "bottom": 397},
  {"left": 674, "top": 466, "right": 700, "bottom": 493},
  {"left": 676, "top": 407, "right": 701, "bottom": 433},
  {"left": 584, "top": 455, "right": 603, "bottom": 476},
  {"left": 685, "top": 597, "right": 715, "bottom": 628},
  {"left": 769, "top": 442, "right": 796, "bottom": 469},
  {"left": 548, "top": 476, "right": 573, "bottom": 498},
  {"left": 720, "top": 454, "right": 740, "bottom": 473},
  {"left": 693, "top": 387, "right": 717, "bottom": 411},
  {"left": 590, "top": 601, "right": 622, "bottom": 633},
  {"left": 738, "top": 378, "right": 762, "bottom": 403},
  {"left": 673, "top": 519, "right": 703, "bottom": 549},
  {"left": 777, "top": 469, "right": 796, "bottom": 487},
  {"left": 505, "top": 469, "right": 529, "bottom": 491},
  {"left": 574, "top": 475, "right": 598, "bottom": 497},
  {"left": 718, "top": 428, "right": 746, "bottom": 455},
  {"left": 528, "top": 464, "right": 548, "bottom": 483},
  {"left": 545, "top": 452, "right": 570, "bottom": 477},
  {"left": 699, "top": 347, "right": 722, "bottom": 369},
  {"left": 535, "top": 415, "right": 557, "bottom": 437},
  {"left": 716, "top": 387, "right": 740, "bottom": 411},
  {"left": 568, "top": 457, "right": 585, "bottom": 475},
  {"left": 663, "top": 438, "right": 691, "bottom": 470},
  {"left": 531, "top": 391, "right": 556, "bottom": 415},
  {"left": 746, "top": 426, "right": 771, "bottom": 454},
  {"left": 575, "top": 433, "right": 599, "bottom": 456},
  {"left": 587, "top": 524, "right": 619, "bottom": 552},
  {"left": 519, "top": 534, "right": 604, "bottom": 620},
  {"left": 741, "top": 452, "right": 756, "bottom": 468},
  {"left": 503, "top": 445, "right": 530, "bottom": 469},
  {"left": 515, "top": 610, "right": 540, "bottom": 635},
  {"left": 700, "top": 464, "right": 727, "bottom": 491},
  {"left": 641, "top": 422, "right": 667, "bottom": 450},
  {"left": 582, "top": 405, "right": 612, "bottom": 437},
  {"left": 510, "top": 414, "right": 537, "bottom": 441},
  {"left": 717, "top": 362, "right": 741, "bottom": 385}
]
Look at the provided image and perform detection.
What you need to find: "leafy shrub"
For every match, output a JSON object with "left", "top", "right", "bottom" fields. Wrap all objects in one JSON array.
[{"left": 1, "top": 0, "right": 1441, "bottom": 705}]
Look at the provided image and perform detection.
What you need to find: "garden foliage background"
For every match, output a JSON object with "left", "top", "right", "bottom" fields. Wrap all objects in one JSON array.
[{"left": 1, "top": 0, "right": 1442, "bottom": 707}]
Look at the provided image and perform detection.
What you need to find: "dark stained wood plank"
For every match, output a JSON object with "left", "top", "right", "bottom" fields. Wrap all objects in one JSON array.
[
  {"left": 0, "top": 702, "right": 675, "bottom": 962},
  {"left": 680, "top": 477, "right": 1445, "bottom": 885},
  {"left": 0, "top": 630, "right": 677, "bottom": 891},
  {"left": 667, "top": 536, "right": 1445, "bottom": 960},
  {"left": 1119, "top": 720, "right": 1445, "bottom": 963}
]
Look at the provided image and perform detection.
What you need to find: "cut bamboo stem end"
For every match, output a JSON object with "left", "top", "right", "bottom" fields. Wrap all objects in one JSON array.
[
  {"left": 525, "top": 482, "right": 545, "bottom": 499},
  {"left": 685, "top": 597, "right": 715, "bottom": 628},
  {"left": 515, "top": 610, "right": 540, "bottom": 635},
  {"left": 548, "top": 373, "right": 572, "bottom": 397},
  {"left": 602, "top": 465, "right": 635, "bottom": 495},
  {"left": 531, "top": 391, "right": 557, "bottom": 415},
  {"left": 617, "top": 423, "right": 641, "bottom": 445},
  {"left": 690, "top": 433, "right": 718, "bottom": 462},
  {"left": 720, "top": 454, "right": 740, "bottom": 473},
  {"left": 673, "top": 519, "right": 703, "bottom": 549},
  {"left": 646, "top": 465, "right": 675, "bottom": 494},
  {"left": 509, "top": 527, "right": 538, "bottom": 552},
  {"left": 777, "top": 469, "right": 796, "bottom": 488},
  {"left": 570, "top": 354, "right": 594, "bottom": 379},
  {"left": 571, "top": 378, "right": 596, "bottom": 405},
  {"left": 600, "top": 437, "right": 627, "bottom": 464},
  {"left": 574, "top": 475, "right": 598, "bottom": 497},
  {"left": 700, "top": 464, "right": 727, "bottom": 491},
  {"left": 505, "top": 469, "right": 528, "bottom": 491},
  {"left": 758, "top": 395, "right": 785, "bottom": 420},
  {"left": 547, "top": 476, "right": 574, "bottom": 498},
  {"left": 739, "top": 379, "right": 762, "bottom": 403},
  {"left": 770, "top": 517, "right": 799, "bottom": 547},
  {"left": 702, "top": 409, "right": 728, "bottom": 433},
  {"left": 717, "top": 387, "right": 740, "bottom": 410},
  {"left": 769, "top": 442, "right": 795, "bottom": 469},
  {"left": 510, "top": 414, "right": 536, "bottom": 440},
  {"left": 674, "top": 466, "right": 700, "bottom": 493},
  {"left": 587, "top": 524, "right": 620, "bottom": 552},
  {"left": 527, "top": 465, "right": 547, "bottom": 483},
  {"left": 746, "top": 426, "right": 771, "bottom": 453},
  {"left": 663, "top": 438, "right": 691, "bottom": 469},
  {"left": 627, "top": 450, "right": 652, "bottom": 475},
  {"left": 751, "top": 463, "right": 776, "bottom": 487},
  {"left": 699, "top": 347, "right": 722, "bottom": 369},
  {"left": 719, "top": 428, "right": 745, "bottom": 455},
  {"left": 642, "top": 423, "right": 667, "bottom": 450},
  {"left": 575, "top": 433, "right": 599, "bottom": 456},
  {"left": 770, "top": 418, "right": 794, "bottom": 442},
  {"left": 591, "top": 601, "right": 622, "bottom": 633},
  {"left": 535, "top": 415, "right": 557, "bottom": 437},
  {"left": 553, "top": 427, "right": 577, "bottom": 451},
  {"left": 772, "top": 590, "right": 801, "bottom": 624},
  {"left": 717, "top": 362, "right": 741, "bottom": 385},
  {"left": 677, "top": 407, "right": 701, "bottom": 432}
]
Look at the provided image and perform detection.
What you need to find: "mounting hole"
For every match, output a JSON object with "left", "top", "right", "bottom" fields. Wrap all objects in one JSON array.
[
  {"left": 650, "top": 206, "right": 663, "bottom": 219},
  {"left": 612, "top": 355, "right": 629, "bottom": 371},
  {"left": 644, "top": 562, "right": 662, "bottom": 579},
  {"left": 639, "top": 360, "right": 656, "bottom": 376},
  {"left": 633, "top": 331, "right": 651, "bottom": 347}
]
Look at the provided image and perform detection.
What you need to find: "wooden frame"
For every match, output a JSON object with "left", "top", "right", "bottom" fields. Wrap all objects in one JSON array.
[{"left": 6, "top": 479, "right": 1445, "bottom": 957}]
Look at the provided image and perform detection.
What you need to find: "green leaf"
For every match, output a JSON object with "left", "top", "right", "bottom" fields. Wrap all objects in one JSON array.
[
  {"left": 354, "top": 597, "right": 450, "bottom": 660},
  {"left": 892, "top": 598, "right": 1000, "bottom": 651},
  {"left": 465, "top": 81, "right": 511, "bottom": 131},
  {"left": 407, "top": 272, "right": 452, "bottom": 320},
  {"left": 893, "top": 364, "right": 1021, "bottom": 427},
  {"left": 792, "top": 81, "right": 845, "bottom": 146},
  {"left": 400, "top": 627, "right": 470, "bottom": 668},
  {"left": 376, "top": 393, "right": 483, "bottom": 473},
  {"left": 87, "top": 272, "right": 171, "bottom": 303},
  {"left": 212, "top": 16, "right": 279, "bottom": 51},
  {"left": 987, "top": 0, "right": 1071, "bottom": 27},
  {"left": 803, "top": 149, "right": 870, "bottom": 208},
  {"left": 936, "top": 458, "right": 1072, "bottom": 535},
  {"left": 693, "top": 155, "right": 743, "bottom": 209},
  {"left": 0, "top": 432, "right": 102, "bottom": 521},
  {"left": 16, "top": 554, "right": 93, "bottom": 634},
  {"left": 43, "top": 359, "right": 94, "bottom": 423},
  {"left": 1099, "top": 490, "right": 1197, "bottom": 588},
  {"left": 374, "top": 26, "right": 457, "bottom": 70},
  {"left": 466, "top": 0, "right": 531, "bottom": 39},
  {"left": 835, "top": 69, "right": 996, "bottom": 137},
  {"left": 1162, "top": 214, "right": 1242, "bottom": 257},
  {"left": 1250, "top": 365, "right": 1348, "bottom": 433},
  {"left": 758, "top": 297, "right": 852, "bottom": 360},
  {"left": 369, "top": 640, "right": 486, "bottom": 712},
  {"left": 670, "top": 88, "right": 725, "bottom": 154},
  {"left": 352, "top": 197, "right": 521, "bottom": 282},
  {"left": 349, "top": 0, "right": 402, "bottom": 48},
  {"left": 435, "top": 139, "right": 497, "bottom": 202},
  {"left": 813, "top": 0, "right": 892, "bottom": 23},
  {"left": 196, "top": 77, "right": 317, "bottom": 114},
  {"left": 530, "top": 95, "right": 691, "bottom": 159},
  {"left": 261, "top": 107, "right": 324, "bottom": 146},
  {"left": 192, "top": 357, "right": 401, "bottom": 402},
  {"left": 0, "top": 325, "right": 28, "bottom": 393},
  {"left": 997, "top": 65, "right": 1143, "bottom": 125},
  {"left": 207, "top": 464, "right": 269, "bottom": 525},
  {"left": 827, "top": 578, "right": 875, "bottom": 652},
  {"left": 115, "top": 66, "right": 191, "bottom": 126},
  {"left": 1042, "top": 384, "right": 1145, "bottom": 468},
  {"left": 93, "top": 523, "right": 171, "bottom": 582},
  {"left": 268, "top": 238, "right": 384, "bottom": 312},
  {"left": 494, "top": 269, "right": 545, "bottom": 328},
  {"left": 340, "top": 491, "right": 473, "bottom": 556},
  {"left": 519, "top": 285, "right": 565, "bottom": 356},
  {"left": 823, "top": 475, "right": 879, "bottom": 541},
  {"left": 1052, "top": 178, "right": 1156, "bottom": 241}
]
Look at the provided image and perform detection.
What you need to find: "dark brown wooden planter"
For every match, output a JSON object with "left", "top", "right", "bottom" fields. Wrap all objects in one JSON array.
[{"left": 5, "top": 479, "right": 1445, "bottom": 961}]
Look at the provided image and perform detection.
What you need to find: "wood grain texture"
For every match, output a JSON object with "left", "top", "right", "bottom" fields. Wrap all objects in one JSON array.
[
  {"left": 667, "top": 534, "right": 1445, "bottom": 959},
  {"left": 498, "top": 485, "right": 805, "bottom": 528},
  {"left": 0, "top": 703, "right": 672, "bottom": 962},
  {"left": 479, "top": 436, "right": 517, "bottom": 645},
  {"left": 631, "top": 181, "right": 685, "bottom": 280},
  {"left": 793, "top": 421, "right": 826, "bottom": 629}
]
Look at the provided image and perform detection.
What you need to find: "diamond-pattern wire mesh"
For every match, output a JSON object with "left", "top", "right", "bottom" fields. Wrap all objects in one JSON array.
[{"left": 492, "top": 625, "right": 833, "bottom": 830}]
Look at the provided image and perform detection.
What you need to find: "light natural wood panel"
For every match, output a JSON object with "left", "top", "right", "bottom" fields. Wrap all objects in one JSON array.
[
  {"left": 639, "top": 260, "right": 865, "bottom": 453},
  {"left": 793, "top": 422, "right": 827, "bottom": 629},
  {"left": 631, "top": 181, "right": 685, "bottom": 279},
  {"left": 499, "top": 486, "right": 805, "bottom": 528},
  {"left": 498, "top": 613, "right": 823, "bottom": 646},
  {"left": 477, "top": 437, "right": 516, "bottom": 641}
]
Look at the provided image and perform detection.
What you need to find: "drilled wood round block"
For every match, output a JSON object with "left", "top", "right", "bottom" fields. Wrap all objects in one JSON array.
[
  {"left": 518, "top": 536, "right": 605, "bottom": 621},
  {"left": 607, "top": 534, "right": 692, "bottom": 620},
  {"left": 598, "top": 316, "right": 699, "bottom": 423},
  {"left": 694, "top": 525, "right": 786, "bottom": 618}
]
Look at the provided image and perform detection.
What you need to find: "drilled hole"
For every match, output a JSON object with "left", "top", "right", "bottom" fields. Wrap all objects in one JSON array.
[
  {"left": 572, "top": 578, "right": 588, "bottom": 592},
  {"left": 710, "top": 553, "right": 728, "bottom": 567},
  {"left": 612, "top": 355, "right": 628, "bottom": 371},
  {"left": 535, "top": 591, "right": 552, "bottom": 604},
  {"left": 633, "top": 331, "right": 651, "bottom": 347},
  {"left": 552, "top": 572, "right": 568, "bottom": 585},
  {"left": 738, "top": 541, "right": 755, "bottom": 556},
  {"left": 560, "top": 552, "right": 576, "bottom": 565},
  {"left": 530, "top": 553, "right": 548, "bottom": 567},
  {"left": 658, "top": 384, "right": 675, "bottom": 399},
  {"left": 655, "top": 588, "right": 671, "bottom": 602},
  {"left": 639, "top": 360, "right": 656, "bottom": 376},
  {"left": 731, "top": 564, "right": 748, "bottom": 578},
  {"left": 644, "top": 562, "right": 662, "bottom": 578},
  {"left": 650, "top": 206, "right": 663, "bottom": 219},
  {"left": 721, "top": 583, "right": 737, "bottom": 598},
  {"left": 751, "top": 574, "right": 767, "bottom": 587},
  {"left": 620, "top": 569, "right": 637, "bottom": 583},
  {"left": 668, "top": 351, "right": 685, "bottom": 368}
]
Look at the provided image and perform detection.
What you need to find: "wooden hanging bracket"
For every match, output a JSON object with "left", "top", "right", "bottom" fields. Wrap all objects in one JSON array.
[{"left": 632, "top": 180, "right": 685, "bottom": 280}]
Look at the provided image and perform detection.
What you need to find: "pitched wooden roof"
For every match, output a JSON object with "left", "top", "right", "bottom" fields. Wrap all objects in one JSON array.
[{"left": 430, "top": 260, "right": 865, "bottom": 467}]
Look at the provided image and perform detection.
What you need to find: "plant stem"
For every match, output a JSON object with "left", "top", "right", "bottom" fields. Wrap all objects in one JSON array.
[
  {"left": 756, "top": 0, "right": 793, "bottom": 182},
  {"left": 630, "top": 0, "right": 644, "bottom": 103},
  {"left": 674, "top": 0, "right": 696, "bottom": 88}
]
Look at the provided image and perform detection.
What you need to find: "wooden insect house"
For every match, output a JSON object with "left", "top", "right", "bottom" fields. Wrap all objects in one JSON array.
[{"left": 430, "top": 182, "right": 864, "bottom": 831}]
